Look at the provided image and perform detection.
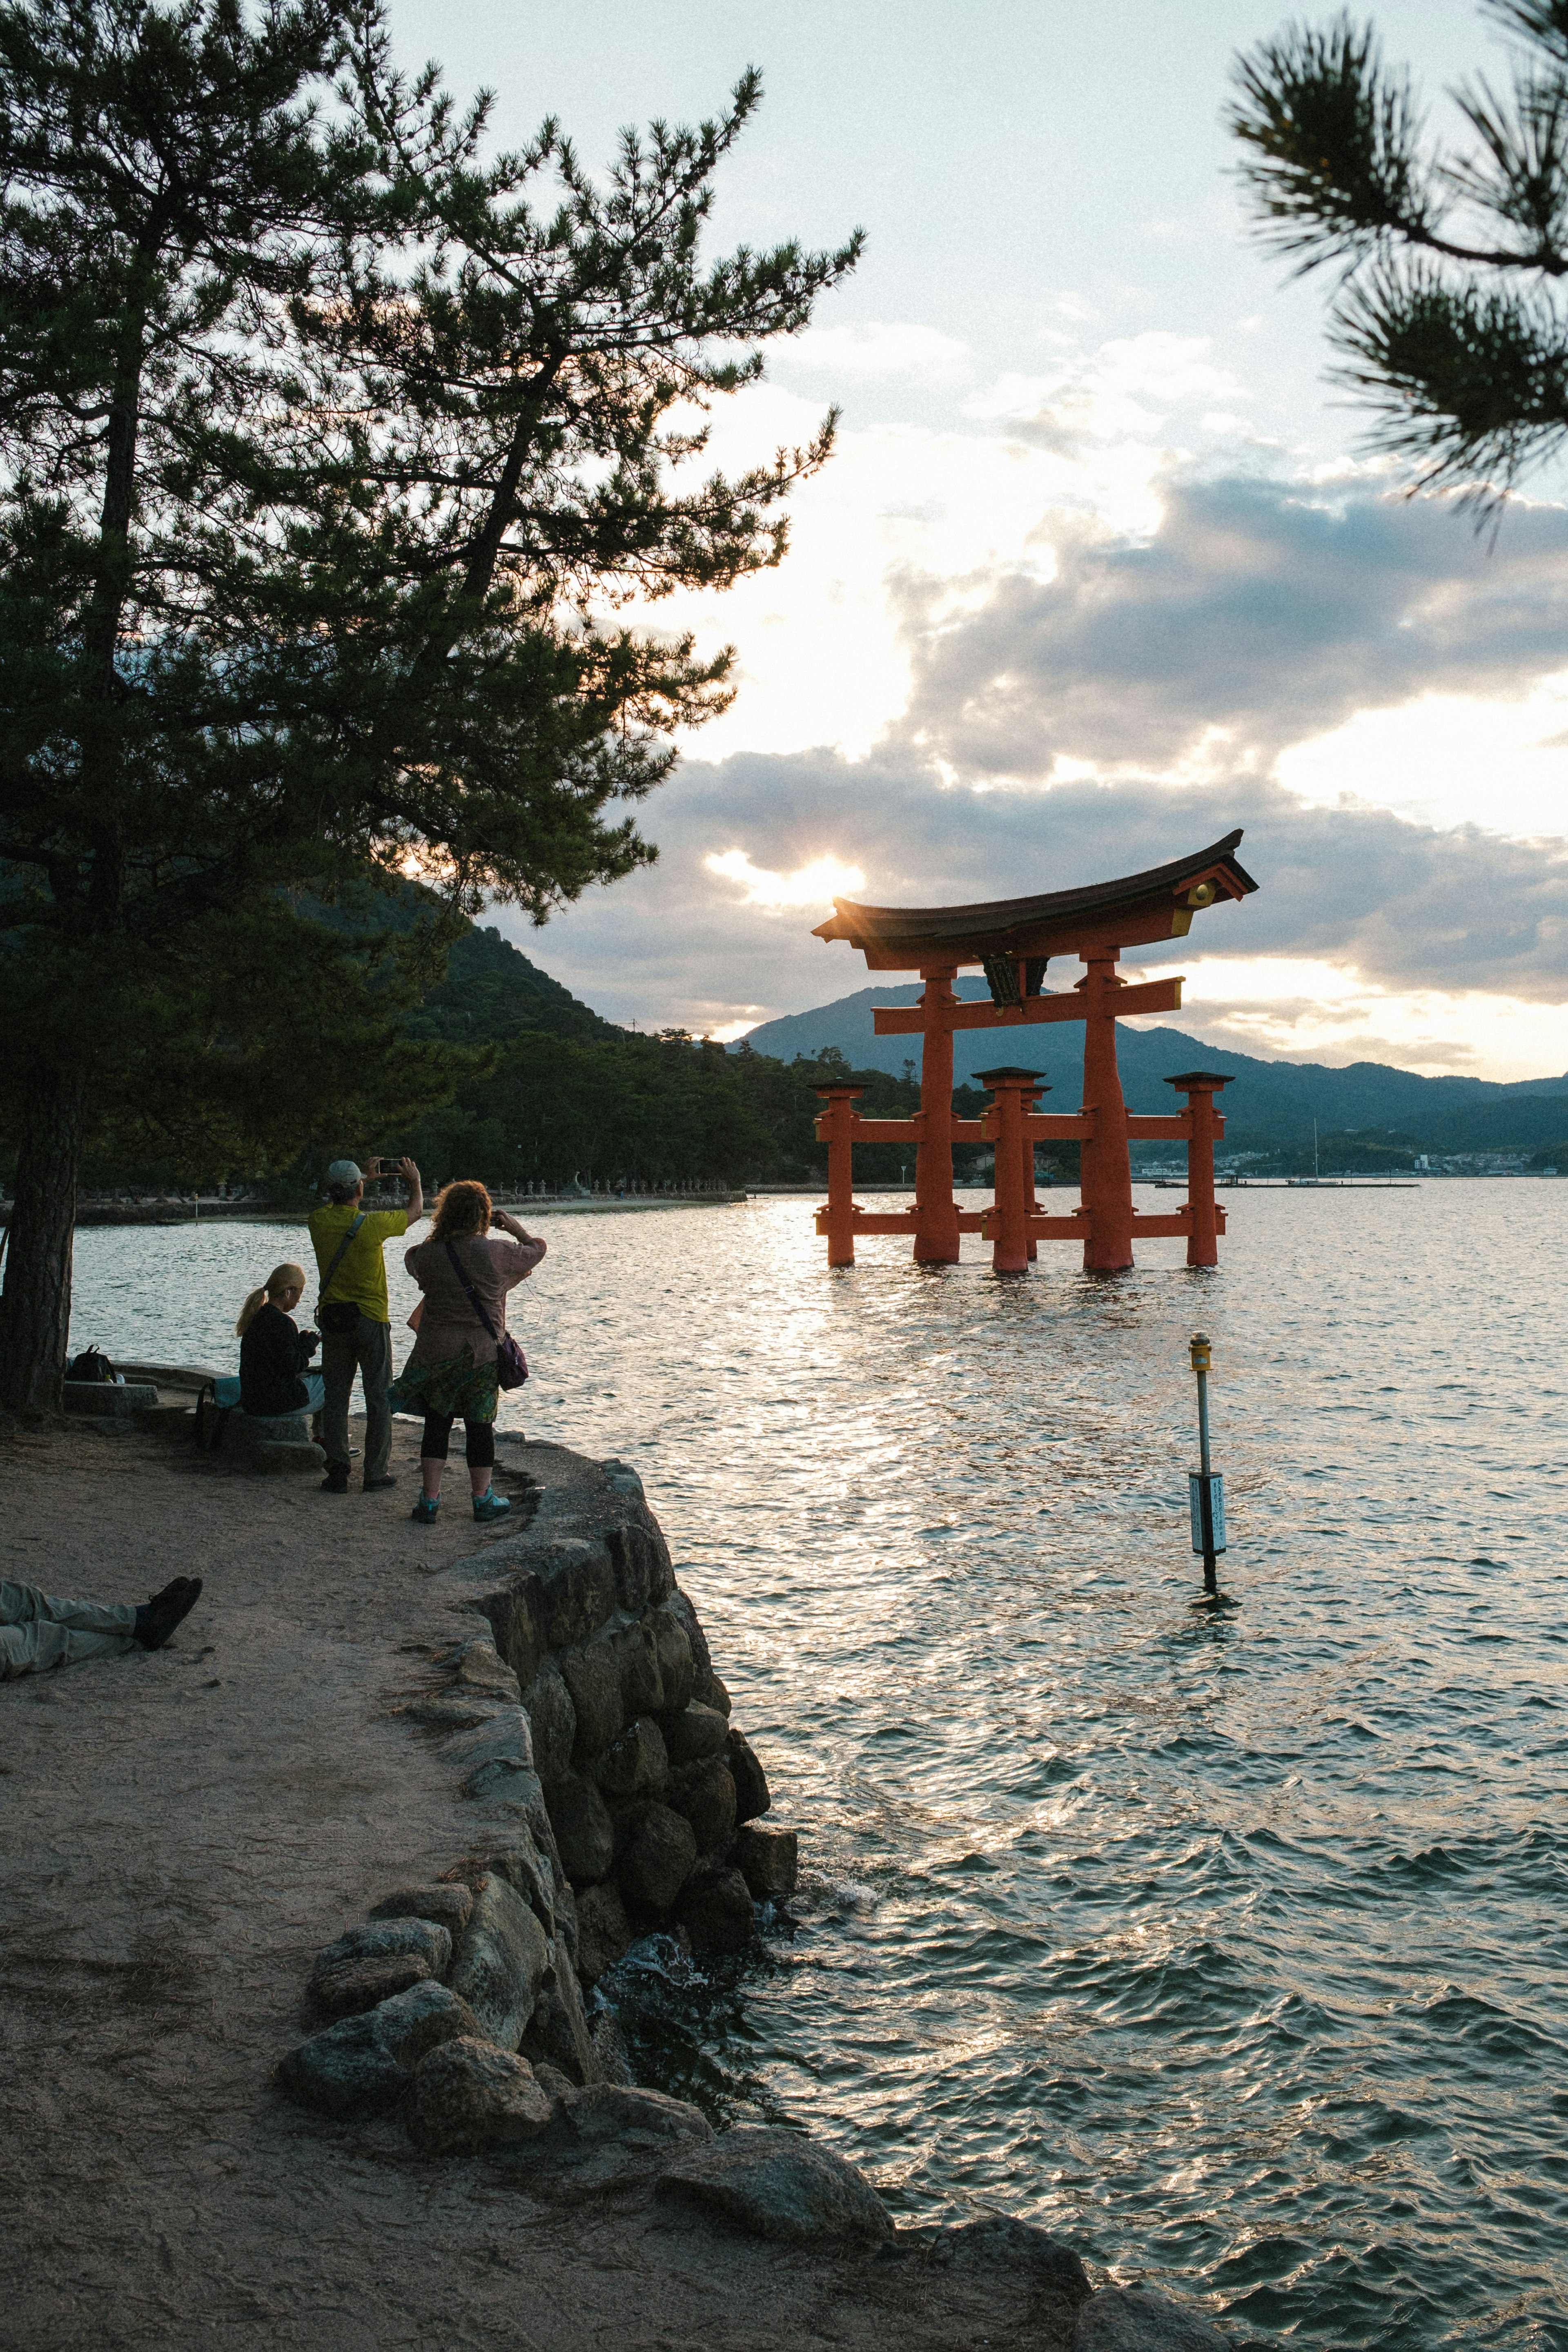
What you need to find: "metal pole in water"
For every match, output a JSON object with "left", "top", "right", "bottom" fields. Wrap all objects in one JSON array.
[{"left": 1188, "top": 1331, "right": 1226, "bottom": 1597}]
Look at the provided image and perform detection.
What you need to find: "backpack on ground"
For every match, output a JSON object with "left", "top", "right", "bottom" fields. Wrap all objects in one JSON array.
[{"left": 67, "top": 1346, "right": 116, "bottom": 1384}]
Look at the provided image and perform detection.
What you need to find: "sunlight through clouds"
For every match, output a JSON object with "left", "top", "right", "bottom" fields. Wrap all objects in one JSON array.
[{"left": 704, "top": 849, "right": 867, "bottom": 910}]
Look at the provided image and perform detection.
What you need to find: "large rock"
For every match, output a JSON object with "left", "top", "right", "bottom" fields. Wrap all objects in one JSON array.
[
  {"left": 448, "top": 1637, "right": 523, "bottom": 1699},
  {"left": 593, "top": 1715, "right": 668, "bottom": 1802},
  {"left": 666, "top": 1586, "right": 711, "bottom": 1670},
  {"left": 557, "top": 2081, "right": 712, "bottom": 2151},
  {"left": 657, "top": 2126, "right": 894, "bottom": 2244},
  {"left": 536, "top": 1538, "right": 619, "bottom": 1650},
  {"left": 734, "top": 1823, "right": 798, "bottom": 1900},
  {"left": 448, "top": 1828, "right": 557, "bottom": 1940},
  {"left": 407, "top": 2039, "right": 555, "bottom": 2154},
  {"left": 522, "top": 1662, "right": 577, "bottom": 1782},
  {"left": 574, "top": 1881, "right": 634, "bottom": 1986},
  {"left": 606, "top": 1521, "right": 674, "bottom": 1613},
  {"left": 1074, "top": 2290, "right": 1231, "bottom": 2350},
  {"left": 310, "top": 1916, "right": 451, "bottom": 1993},
  {"left": 666, "top": 1757, "right": 737, "bottom": 1853},
  {"left": 661, "top": 1701, "right": 730, "bottom": 1766},
  {"left": 371, "top": 1980, "right": 481, "bottom": 2071},
  {"left": 448, "top": 1873, "right": 549, "bottom": 2049},
  {"left": 648, "top": 1603, "right": 695, "bottom": 1713},
  {"left": 519, "top": 1955, "right": 600, "bottom": 2087},
  {"left": 473, "top": 1570, "right": 548, "bottom": 1691},
  {"left": 692, "top": 1667, "right": 732, "bottom": 1717},
  {"left": 726, "top": 1727, "right": 771, "bottom": 1823},
  {"left": 934, "top": 2216, "right": 1091, "bottom": 2308},
  {"left": 559, "top": 1638, "right": 624, "bottom": 1759},
  {"left": 311, "top": 1952, "right": 434, "bottom": 2021},
  {"left": 613, "top": 1620, "right": 666, "bottom": 1716},
  {"left": 277, "top": 2013, "right": 408, "bottom": 2117},
  {"left": 615, "top": 1802, "right": 698, "bottom": 1916},
  {"left": 277, "top": 1983, "right": 477, "bottom": 2118},
  {"left": 544, "top": 1771, "right": 616, "bottom": 1886},
  {"left": 675, "top": 1861, "right": 755, "bottom": 1955},
  {"left": 369, "top": 1884, "right": 474, "bottom": 1936}
]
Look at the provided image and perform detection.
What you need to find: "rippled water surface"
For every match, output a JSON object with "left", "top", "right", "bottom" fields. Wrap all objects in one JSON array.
[{"left": 71, "top": 1188, "right": 1568, "bottom": 2349}]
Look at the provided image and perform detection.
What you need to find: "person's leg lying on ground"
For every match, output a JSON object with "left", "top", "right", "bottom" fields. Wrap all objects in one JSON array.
[
  {"left": 466, "top": 1420, "right": 510, "bottom": 1521},
  {"left": 412, "top": 1410, "right": 452, "bottom": 1522},
  {"left": 0, "top": 1576, "right": 202, "bottom": 1677},
  {"left": 359, "top": 1315, "right": 395, "bottom": 1491}
]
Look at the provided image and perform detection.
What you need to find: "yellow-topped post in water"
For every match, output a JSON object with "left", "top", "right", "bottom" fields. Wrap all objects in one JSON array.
[{"left": 1188, "top": 1331, "right": 1225, "bottom": 1597}]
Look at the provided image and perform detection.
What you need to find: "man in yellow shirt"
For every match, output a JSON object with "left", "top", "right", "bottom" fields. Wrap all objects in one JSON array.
[{"left": 307, "top": 1156, "right": 424, "bottom": 1495}]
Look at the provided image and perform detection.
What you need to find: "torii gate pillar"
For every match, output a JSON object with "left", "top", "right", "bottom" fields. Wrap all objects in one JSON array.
[
  {"left": 914, "top": 969, "right": 962, "bottom": 1264},
  {"left": 1079, "top": 953, "right": 1135, "bottom": 1274}
]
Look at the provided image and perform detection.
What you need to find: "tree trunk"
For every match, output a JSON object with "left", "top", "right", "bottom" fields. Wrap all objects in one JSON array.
[{"left": 0, "top": 1065, "right": 89, "bottom": 1414}]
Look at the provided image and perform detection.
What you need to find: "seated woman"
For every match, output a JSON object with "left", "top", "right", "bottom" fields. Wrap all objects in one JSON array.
[
  {"left": 390, "top": 1182, "right": 545, "bottom": 1525},
  {"left": 236, "top": 1263, "right": 321, "bottom": 1426}
]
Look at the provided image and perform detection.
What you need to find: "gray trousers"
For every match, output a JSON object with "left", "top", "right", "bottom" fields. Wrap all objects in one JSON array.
[
  {"left": 321, "top": 1314, "right": 392, "bottom": 1481},
  {"left": 1, "top": 1578, "right": 136, "bottom": 1678}
]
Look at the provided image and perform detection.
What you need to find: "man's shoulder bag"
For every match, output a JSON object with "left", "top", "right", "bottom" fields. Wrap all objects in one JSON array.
[
  {"left": 443, "top": 1240, "right": 528, "bottom": 1389},
  {"left": 316, "top": 1212, "right": 367, "bottom": 1335}
]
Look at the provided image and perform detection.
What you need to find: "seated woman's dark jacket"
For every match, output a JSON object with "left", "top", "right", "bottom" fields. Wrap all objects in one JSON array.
[{"left": 239, "top": 1302, "right": 317, "bottom": 1416}]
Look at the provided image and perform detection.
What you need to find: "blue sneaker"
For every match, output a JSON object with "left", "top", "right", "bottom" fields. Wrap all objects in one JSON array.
[
  {"left": 410, "top": 1493, "right": 440, "bottom": 1524},
  {"left": 472, "top": 1487, "right": 511, "bottom": 1523}
]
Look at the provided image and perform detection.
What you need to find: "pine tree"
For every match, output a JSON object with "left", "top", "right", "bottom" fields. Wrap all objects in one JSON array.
[
  {"left": 1229, "top": 2, "right": 1568, "bottom": 508},
  {"left": 0, "top": 0, "right": 858, "bottom": 1409}
]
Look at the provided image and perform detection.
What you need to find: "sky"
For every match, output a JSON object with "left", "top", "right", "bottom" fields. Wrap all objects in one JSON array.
[{"left": 393, "top": 0, "right": 1568, "bottom": 1081}]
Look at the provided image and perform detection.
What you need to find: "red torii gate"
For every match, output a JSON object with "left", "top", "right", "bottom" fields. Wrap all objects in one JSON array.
[{"left": 808, "top": 829, "right": 1258, "bottom": 1274}]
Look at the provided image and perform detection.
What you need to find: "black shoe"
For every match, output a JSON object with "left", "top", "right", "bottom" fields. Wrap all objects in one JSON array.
[
  {"left": 134, "top": 1577, "right": 203, "bottom": 1651},
  {"left": 363, "top": 1473, "right": 397, "bottom": 1492},
  {"left": 320, "top": 1465, "right": 350, "bottom": 1494}
]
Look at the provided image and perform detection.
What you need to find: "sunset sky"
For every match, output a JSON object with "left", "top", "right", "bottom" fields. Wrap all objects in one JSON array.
[{"left": 396, "top": 0, "right": 1568, "bottom": 1081}]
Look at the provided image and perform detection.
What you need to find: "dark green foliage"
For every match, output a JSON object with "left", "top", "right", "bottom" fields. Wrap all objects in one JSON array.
[
  {"left": 1255, "top": 1126, "right": 1421, "bottom": 1175},
  {"left": 0, "top": 0, "right": 857, "bottom": 1405},
  {"left": 1229, "top": 3, "right": 1568, "bottom": 504},
  {"left": 385, "top": 1027, "right": 923, "bottom": 1193}
]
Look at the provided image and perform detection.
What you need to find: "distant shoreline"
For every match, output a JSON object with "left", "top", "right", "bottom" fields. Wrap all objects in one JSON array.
[{"left": 0, "top": 1193, "right": 751, "bottom": 1227}]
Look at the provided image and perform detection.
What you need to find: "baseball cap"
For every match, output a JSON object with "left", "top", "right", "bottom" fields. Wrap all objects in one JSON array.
[{"left": 324, "top": 1158, "right": 364, "bottom": 1188}]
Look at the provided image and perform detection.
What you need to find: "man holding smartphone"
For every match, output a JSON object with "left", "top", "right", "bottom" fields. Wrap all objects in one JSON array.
[{"left": 307, "top": 1155, "right": 425, "bottom": 1496}]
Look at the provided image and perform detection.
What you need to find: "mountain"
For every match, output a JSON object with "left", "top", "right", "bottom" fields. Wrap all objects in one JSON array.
[{"left": 735, "top": 980, "right": 1568, "bottom": 1156}]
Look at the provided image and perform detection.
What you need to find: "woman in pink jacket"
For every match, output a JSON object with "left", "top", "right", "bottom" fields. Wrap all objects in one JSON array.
[{"left": 390, "top": 1180, "right": 545, "bottom": 1525}]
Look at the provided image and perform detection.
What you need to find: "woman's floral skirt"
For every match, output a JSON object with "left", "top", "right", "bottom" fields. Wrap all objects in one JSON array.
[{"left": 387, "top": 1345, "right": 499, "bottom": 1425}]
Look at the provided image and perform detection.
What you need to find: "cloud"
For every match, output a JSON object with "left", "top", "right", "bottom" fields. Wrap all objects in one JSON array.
[
  {"left": 891, "top": 473, "right": 1568, "bottom": 784},
  {"left": 772, "top": 321, "right": 972, "bottom": 382},
  {"left": 508, "top": 752, "right": 1568, "bottom": 1051}
]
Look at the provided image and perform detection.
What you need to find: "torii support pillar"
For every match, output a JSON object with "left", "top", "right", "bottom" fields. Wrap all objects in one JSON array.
[
  {"left": 913, "top": 967, "right": 962, "bottom": 1263},
  {"left": 1078, "top": 953, "right": 1135, "bottom": 1274},
  {"left": 977, "top": 1067, "right": 1045, "bottom": 1273},
  {"left": 814, "top": 1084, "right": 864, "bottom": 1266},
  {"left": 1165, "top": 1071, "right": 1233, "bottom": 1268}
]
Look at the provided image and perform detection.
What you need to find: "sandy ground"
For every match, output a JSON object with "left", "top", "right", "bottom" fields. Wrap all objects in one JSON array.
[{"left": 0, "top": 1416, "right": 1083, "bottom": 2352}]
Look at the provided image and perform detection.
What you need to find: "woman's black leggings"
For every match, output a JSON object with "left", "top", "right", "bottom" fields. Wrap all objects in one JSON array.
[{"left": 420, "top": 1410, "right": 495, "bottom": 1470}]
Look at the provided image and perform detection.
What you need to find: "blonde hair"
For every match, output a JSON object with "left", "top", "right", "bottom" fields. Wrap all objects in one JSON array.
[
  {"left": 431, "top": 1180, "right": 492, "bottom": 1241},
  {"left": 236, "top": 1262, "right": 307, "bottom": 1337}
]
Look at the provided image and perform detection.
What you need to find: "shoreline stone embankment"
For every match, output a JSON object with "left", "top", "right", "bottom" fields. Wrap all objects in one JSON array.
[
  {"left": 1, "top": 1417, "right": 1233, "bottom": 2350},
  {"left": 270, "top": 1441, "right": 1232, "bottom": 2350}
]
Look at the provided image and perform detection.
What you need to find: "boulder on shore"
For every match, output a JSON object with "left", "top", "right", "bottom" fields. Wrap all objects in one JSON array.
[
  {"left": 615, "top": 1802, "right": 698, "bottom": 1916},
  {"left": 733, "top": 1822, "right": 797, "bottom": 1900},
  {"left": 407, "top": 2039, "right": 555, "bottom": 2154},
  {"left": 656, "top": 2125, "right": 894, "bottom": 2245},
  {"left": 1073, "top": 2289, "right": 1231, "bottom": 2350},
  {"left": 448, "top": 1873, "right": 549, "bottom": 2049},
  {"left": 675, "top": 1861, "right": 756, "bottom": 1955},
  {"left": 725, "top": 1727, "right": 771, "bottom": 1823}
]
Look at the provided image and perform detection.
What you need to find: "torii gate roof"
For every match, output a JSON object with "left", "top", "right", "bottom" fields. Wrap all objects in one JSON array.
[{"left": 813, "top": 829, "right": 1258, "bottom": 971}]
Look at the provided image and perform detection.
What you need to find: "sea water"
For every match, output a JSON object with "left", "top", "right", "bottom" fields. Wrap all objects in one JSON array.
[{"left": 69, "top": 1187, "right": 1568, "bottom": 2348}]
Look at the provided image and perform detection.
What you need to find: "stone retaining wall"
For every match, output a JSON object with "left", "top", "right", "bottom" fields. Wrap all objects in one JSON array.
[{"left": 278, "top": 1441, "right": 799, "bottom": 2145}]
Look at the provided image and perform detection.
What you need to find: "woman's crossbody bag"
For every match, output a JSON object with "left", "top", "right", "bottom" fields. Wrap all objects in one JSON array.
[
  {"left": 316, "top": 1212, "right": 367, "bottom": 1335},
  {"left": 444, "top": 1241, "right": 528, "bottom": 1389}
]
